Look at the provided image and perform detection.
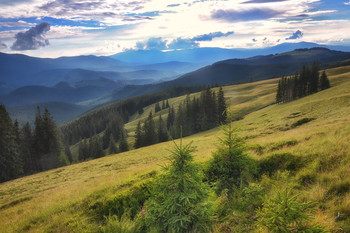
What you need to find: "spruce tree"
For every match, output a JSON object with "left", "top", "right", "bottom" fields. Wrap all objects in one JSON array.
[
  {"left": 145, "top": 139, "right": 212, "bottom": 232},
  {"left": 108, "top": 133, "right": 118, "bottom": 154},
  {"left": 143, "top": 112, "right": 157, "bottom": 146},
  {"left": 206, "top": 123, "right": 257, "bottom": 195},
  {"left": 319, "top": 70, "right": 330, "bottom": 90},
  {"left": 217, "top": 87, "right": 227, "bottom": 124},
  {"left": 155, "top": 102, "right": 161, "bottom": 113},
  {"left": 166, "top": 100, "right": 170, "bottom": 108},
  {"left": 20, "top": 122, "right": 34, "bottom": 174},
  {"left": 276, "top": 79, "right": 282, "bottom": 103},
  {"left": 166, "top": 106, "right": 175, "bottom": 130},
  {"left": 134, "top": 121, "right": 143, "bottom": 149},
  {"left": 119, "top": 132, "right": 129, "bottom": 152},
  {"left": 157, "top": 115, "right": 168, "bottom": 142},
  {"left": 0, "top": 104, "right": 23, "bottom": 182},
  {"left": 309, "top": 61, "right": 320, "bottom": 94}
]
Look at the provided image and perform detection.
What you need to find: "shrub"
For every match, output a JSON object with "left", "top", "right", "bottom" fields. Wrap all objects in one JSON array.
[
  {"left": 259, "top": 152, "right": 304, "bottom": 176},
  {"left": 256, "top": 188, "right": 328, "bottom": 233},
  {"left": 206, "top": 123, "right": 257, "bottom": 195},
  {"left": 145, "top": 139, "right": 212, "bottom": 233},
  {"left": 326, "top": 181, "right": 350, "bottom": 197},
  {"left": 291, "top": 118, "right": 315, "bottom": 128},
  {"left": 100, "top": 215, "right": 142, "bottom": 233},
  {"left": 91, "top": 181, "right": 153, "bottom": 220}
]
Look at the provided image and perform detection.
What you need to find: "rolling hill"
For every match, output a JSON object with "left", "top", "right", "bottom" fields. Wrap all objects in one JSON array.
[
  {"left": 98, "top": 47, "right": 350, "bottom": 104},
  {"left": 1, "top": 64, "right": 350, "bottom": 232},
  {"left": 8, "top": 101, "right": 89, "bottom": 125}
]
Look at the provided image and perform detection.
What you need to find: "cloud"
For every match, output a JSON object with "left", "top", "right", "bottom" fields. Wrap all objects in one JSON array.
[
  {"left": 252, "top": 38, "right": 257, "bottom": 42},
  {"left": 286, "top": 30, "right": 303, "bottom": 40},
  {"left": 243, "top": 0, "right": 288, "bottom": 3},
  {"left": 0, "top": 0, "right": 33, "bottom": 6},
  {"left": 136, "top": 37, "right": 167, "bottom": 50},
  {"left": 191, "top": 31, "right": 234, "bottom": 41},
  {"left": 0, "top": 41, "right": 7, "bottom": 50},
  {"left": 345, "top": 1, "right": 350, "bottom": 5},
  {"left": 168, "top": 38, "right": 199, "bottom": 49},
  {"left": 167, "top": 4, "right": 180, "bottom": 7},
  {"left": 211, "top": 8, "right": 283, "bottom": 22},
  {"left": 11, "top": 22, "right": 51, "bottom": 50}
]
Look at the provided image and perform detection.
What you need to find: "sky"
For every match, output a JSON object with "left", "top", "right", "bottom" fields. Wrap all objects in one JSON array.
[{"left": 0, "top": 0, "right": 350, "bottom": 58}]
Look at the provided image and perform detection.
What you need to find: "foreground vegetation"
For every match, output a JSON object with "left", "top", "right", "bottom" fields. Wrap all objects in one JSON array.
[{"left": 1, "top": 65, "right": 350, "bottom": 232}]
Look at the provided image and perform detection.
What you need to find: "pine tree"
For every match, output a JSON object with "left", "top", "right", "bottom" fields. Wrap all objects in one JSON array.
[
  {"left": 145, "top": 139, "right": 212, "bottom": 232},
  {"left": 217, "top": 87, "right": 227, "bottom": 124},
  {"left": 155, "top": 102, "right": 161, "bottom": 113},
  {"left": 319, "top": 70, "right": 330, "bottom": 90},
  {"left": 166, "top": 100, "right": 170, "bottom": 108},
  {"left": 0, "top": 104, "right": 23, "bottom": 182},
  {"left": 162, "top": 100, "right": 166, "bottom": 109},
  {"left": 108, "top": 133, "right": 118, "bottom": 154},
  {"left": 206, "top": 123, "right": 257, "bottom": 195},
  {"left": 119, "top": 132, "right": 129, "bottom": 152},
  {"left": 20, "top": 122, "right": 35, "bottom": 174},
  {"left": 143, "top": 112, "right": 157, "bottom": 146},
  {"left": 166, "top": 106, "right": 175, "bottom": 130},
  {"left": 134, "top": 121, "right": 142, "bottom": 149},
  {"left": 78, "top": 140, "right": 89, "bottom": 161},
  {"left": 33, "top": 106, "right": 44, "bottom": 171},
  {"left": 276, "top": 79, "right": 282, "bottom": 103},
  {"left": 157, "top": 115, "right": 168, "bottom": 142},
  {"left": 309, "top": 61, "right": 320, "bottom": 94}
]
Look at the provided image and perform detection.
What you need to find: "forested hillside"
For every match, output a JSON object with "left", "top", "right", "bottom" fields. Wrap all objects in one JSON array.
[{"left": 1, "top": 65, "right": 350, "bottom": 232}]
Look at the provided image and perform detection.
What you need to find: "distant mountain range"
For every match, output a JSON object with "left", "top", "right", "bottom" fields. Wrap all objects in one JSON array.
[
  {"left": 110, "top": 42, "right": 350, "bottom": 65},
  {"left": 97, "top": 47, "right": 350, "bottom": 103},
  {"left": 2, "top": 42, "right": 350, "bottom": 125}
]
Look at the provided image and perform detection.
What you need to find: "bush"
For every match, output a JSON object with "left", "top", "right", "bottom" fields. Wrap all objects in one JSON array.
[
  {"left": 291, "top": 118, "right": 315, "bottom": 128},
  {"left": 259, "top": 152, "right": 304, "bottom": 176},
  {"left": 145, "top": 139, "right": 212, "bottom": 232},
  {"left": 100, "top": 215, "right": 142, "bottom": 233},
  {"left": 256, "top": 188, "right": 328, "bottom": 233},
  {"left": 206, "top": 124, "right": 257, "bottom": 195},
  {"left": 326, "top": 181, "right": 350, "bottom": 197},
  {"left": 91, "top": 181, "right": 153, "bottom": 220}
]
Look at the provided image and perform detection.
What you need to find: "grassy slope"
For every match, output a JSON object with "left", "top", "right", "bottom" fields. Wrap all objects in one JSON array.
[{"left": 1, "top": 66, "right": 350, "bottom": 232}]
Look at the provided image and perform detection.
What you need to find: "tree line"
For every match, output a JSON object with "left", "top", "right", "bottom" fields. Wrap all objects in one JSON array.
[
  {"left": 134, "top": 86, "right": 227, "bottom": 149},
  {"left": 0, "top": 105, "right": 69, "bottom": 183},
  {"left": 61, "top": 86, "right": 203, "bottom": 146},
  {"left": 276, "top": 62, "right": 330, "bottom": 103}
]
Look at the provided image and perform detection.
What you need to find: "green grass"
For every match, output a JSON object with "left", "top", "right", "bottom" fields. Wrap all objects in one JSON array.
[{"left": 1, "top": 65, "right": 350, "bottom": 232}]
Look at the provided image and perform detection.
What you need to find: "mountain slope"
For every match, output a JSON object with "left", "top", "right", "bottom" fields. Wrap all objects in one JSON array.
[
  {"left": 0, "top": 79, "right": 122, "bottom": 107},
  {"left": 1, "top": 65, "right": 350, "bottom": 232},
  {"left": 8, "top": 101, "right": 89, "bottom": 125},
  {"left": 0, "top": 52, "right": 124, "bottom": 86},
  {"left": 101, "top": 47, "right": 350, "bottom": 103}
]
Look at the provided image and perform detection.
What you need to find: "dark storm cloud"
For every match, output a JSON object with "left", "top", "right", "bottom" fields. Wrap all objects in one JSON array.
[
  {"left": 286, "top": 30, "right": 303, "bottom": 40},
  {"left": 11, "top": 22, "right": 50, "bottom": 51},
  {"left": 191, "top": 31, "right": 234, "bottom": 41},
  {"left": 211, "top": 8, "right": 283, "bottom": 22}
]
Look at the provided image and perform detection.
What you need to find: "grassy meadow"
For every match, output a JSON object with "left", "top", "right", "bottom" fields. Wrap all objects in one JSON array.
[{"left": 1, "top": 65, "right": 350, "bottom": 232}]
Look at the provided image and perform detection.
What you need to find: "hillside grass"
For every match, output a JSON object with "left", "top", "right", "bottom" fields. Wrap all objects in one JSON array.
[{"left": 1, "top": 65, "right": 350, "bottom": 232}]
